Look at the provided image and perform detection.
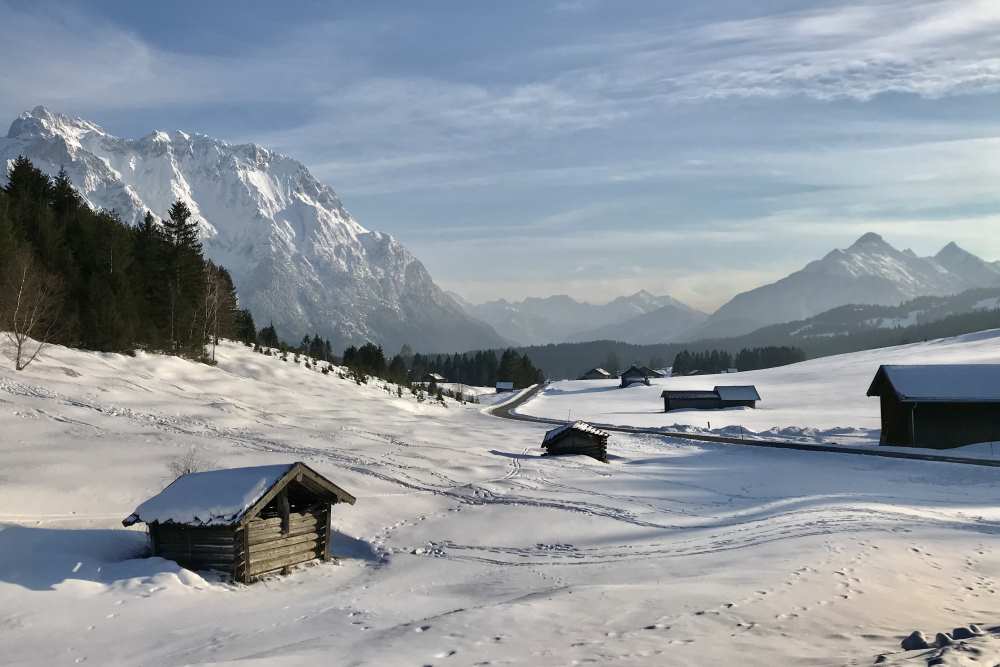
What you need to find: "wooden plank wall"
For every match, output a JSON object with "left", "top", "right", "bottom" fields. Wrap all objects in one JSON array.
[
  {"left": 150, "top": 524, "right": 237, "bottom": 576},
  {"left": 241, "top": 510, "right": 328, "bottom": 580}
]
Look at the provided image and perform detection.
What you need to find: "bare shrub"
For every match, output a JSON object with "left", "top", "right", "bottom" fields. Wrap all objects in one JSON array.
[
  {"left": 0, "top": 249, "right": 64, "bottom": 371},
  {"left": 167, "top": 446, "right": 217, "bottom": 480}
]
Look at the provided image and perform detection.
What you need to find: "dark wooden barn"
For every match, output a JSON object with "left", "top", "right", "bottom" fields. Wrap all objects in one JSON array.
[
  {"left": 867, "top": 364, "right": 1000, "bottom": 449},
  {"left": 542, "top": 421, "right": 610, "bottom": 462},
  {"left": 579, "top": 367, "right": 613, "bottom": 380},
  {"left": 422, "top": 372, "right": 447, "bottom": 383},
  {"left": 620, "top": 365, "right": 653, "bottom": 388},
  {"left": 123, "top": 462, "right": 356, "bottom": 583},
  {"left": 661, "top": 385, "right": 761, "bottom": 412}
]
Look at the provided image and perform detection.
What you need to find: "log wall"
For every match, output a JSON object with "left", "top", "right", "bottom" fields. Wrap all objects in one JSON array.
[
  {"left": 150, "top": 524, "right": 237, "bottom": 576},
  {"left": 239, "top": 509, "right": 329, "bottom": 581}
]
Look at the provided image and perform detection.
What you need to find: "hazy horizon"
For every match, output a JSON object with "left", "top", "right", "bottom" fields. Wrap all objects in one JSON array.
[{"left": 3, "top": 1, "right": 1000, "bottom": 311}]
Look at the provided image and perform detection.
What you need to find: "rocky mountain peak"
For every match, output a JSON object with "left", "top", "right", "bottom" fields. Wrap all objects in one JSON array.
[{"left": 0, "top": 107, "right": 505, "bottom": 353}]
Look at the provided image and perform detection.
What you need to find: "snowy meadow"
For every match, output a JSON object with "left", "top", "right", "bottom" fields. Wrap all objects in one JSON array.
[{"left": 1, "top": 337, "right": 998, "bottom": 665}]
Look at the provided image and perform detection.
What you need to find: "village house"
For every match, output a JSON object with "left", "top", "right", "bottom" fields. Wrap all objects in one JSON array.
[
  {"left": 661, "top": 385, "right": 761, "bottom": 412},
  {"left": 123, "top": 462, "right": 356, "bottom": 583},
  {"left": 541, "top": 421, "right": 610, "bottom": 462},
  {"left": 422, "top": 372, "right": 447, "bottom": 384},
  {"left": 866, "top": 364, "right": 1000, "bottom": 449}
]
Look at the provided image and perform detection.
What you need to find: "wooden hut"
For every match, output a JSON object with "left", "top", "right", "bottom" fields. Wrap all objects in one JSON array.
[
  {"left": 661, "top": 385, "right": 760, "bottom": 412},
  {"left": 620, "top": 365, "right": 653, "bottom": 388},
  {"left": 579, "top": 367, "right": 613, "bottom": 380},
  {"left": 867, "top": 365, "right": 1000, "bottom": 448},
  {"left": 542, "top": 421, "right": 610, "bottom": 462},
  {"left": 422, "top": 372, "right": 447, "bottom": 384},
  {"left": 123, "top": 462, "right": 356, "bottom": 583}
]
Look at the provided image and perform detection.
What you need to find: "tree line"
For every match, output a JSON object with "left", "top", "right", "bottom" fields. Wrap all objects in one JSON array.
[
  {"left": 335, "top": 341, "right": 544, "bottom": 389},
  {"left": 672, "top": 346, "right": 805, "bottom": 375},
  {"left": 0, "top": 157, "right": 255, "bottom": 369}
]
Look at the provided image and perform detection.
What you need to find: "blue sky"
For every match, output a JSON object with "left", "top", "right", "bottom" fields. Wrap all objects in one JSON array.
[{"left": 3, "top": 0, "right": 1000, "bottom": 310}]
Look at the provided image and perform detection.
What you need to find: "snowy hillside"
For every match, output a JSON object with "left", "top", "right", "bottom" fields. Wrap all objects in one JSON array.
[
  {"left": 464, "top": 290, "right": 705, "bottom": 345},
  {"left": 518, "top": 328, "right": 1000, "bottom": 445},
  {"left": 0, "top": 106, "right": 505, "bottom": 353},
  {"left": 1, "top": 337, "right": 998, "bottom": 665},
  {"left": 693, "top": 233, "right": 1000, "bottom": 339}
]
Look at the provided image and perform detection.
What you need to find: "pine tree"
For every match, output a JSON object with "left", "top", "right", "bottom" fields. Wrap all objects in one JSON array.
[{"left": 161, "top": 200, "right": 206, "bottom": 357}]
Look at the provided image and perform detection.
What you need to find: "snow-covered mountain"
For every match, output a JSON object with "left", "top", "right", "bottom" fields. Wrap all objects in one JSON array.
[
  {"left": 691, "top": 233, "right": 1000, "bottom": 340},
  {"left": 461, "top": 290, "right": 705, "bottom": 345},
  {"left": 0, "top": 107, "right": 505, "bottom": 353}
]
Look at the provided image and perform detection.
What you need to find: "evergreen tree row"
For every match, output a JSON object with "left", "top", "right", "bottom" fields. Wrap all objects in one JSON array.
[
  {"left": 0, "top": 157, "right": 255, "bottom": 366},
  {"left": 672, "top": 345, "right": 805, "bottom": 375}
]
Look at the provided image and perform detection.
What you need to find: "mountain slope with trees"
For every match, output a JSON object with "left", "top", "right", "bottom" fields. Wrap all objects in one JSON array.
[{"left": 0, "top": 157, "right": 255, "bottom": 367}]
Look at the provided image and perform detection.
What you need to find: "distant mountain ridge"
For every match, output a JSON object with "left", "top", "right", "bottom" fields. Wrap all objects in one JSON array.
[
  {"left": 460, "top": 290, "right": 707, "bottom": 345},
  {"left": 688, "top": 233, "right": 1000, "bottom": 340},
  {"left": 0, "top": 106, "right": 506, "bottom": 353}
]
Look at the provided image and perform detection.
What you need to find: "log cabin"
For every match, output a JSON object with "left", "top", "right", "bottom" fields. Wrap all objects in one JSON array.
[
  {"left": 123, "top": 462, "right": 356, "bottom": 583},
  {"left": 867, "top": 364, "right": 1000, "bottom": 449},
  {"left": 542, "top": 421, "right": 610, "bottom": 462},
  {"left": 661, "top": 385, "right": 761, "bottom": 411}
]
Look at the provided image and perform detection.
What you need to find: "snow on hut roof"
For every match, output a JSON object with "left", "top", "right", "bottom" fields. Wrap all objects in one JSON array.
[
  {"left": 661, "top": 390, "right": 718, "bottom": 399},
  {"left": 123, "top": 462, "right": 356, "bottom": 527},
  {"left": 715, "top": 385, "right": 762, "bottom": 401},
  {"left": 867, "top": 365, "right": 1000, "bottom": 402},
  {"left": 543, "top": 421, "right": 611, "bottom": 444}
]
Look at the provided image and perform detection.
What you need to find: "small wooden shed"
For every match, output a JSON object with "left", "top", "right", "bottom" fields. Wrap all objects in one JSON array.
[
  {"left": 661, "top": 385, "right": 761, "bottom": 411},
  {"left": 867, "top": 364, "right": 1000, "bottom": 448},
  {"left": 422, "top": 372, "right": 447, "bottom": 384},
  {"left": 542, "top": 421, "right": 610, "bottom": 462},
  {"left": 620, "top": 365, "right": 653, "bottom": 388},
  {"left": 123, "top": 462, "right": 356, "bottom": 583}
]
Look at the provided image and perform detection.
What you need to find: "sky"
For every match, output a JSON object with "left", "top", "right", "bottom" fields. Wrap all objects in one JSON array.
[{"left": 2, "top": 0, "right": 1000, "bottom": 311}]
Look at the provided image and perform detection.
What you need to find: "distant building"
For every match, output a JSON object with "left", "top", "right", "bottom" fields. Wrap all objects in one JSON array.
[
  {"left": 867, "top": 364, "right": 1000, "bottom": 449},
  {"left": 638, "top": 366, "right": 666, "bottom": 378},
  {"left": 542, "top": 421, "right": 610, "bottom": 462},
  {"left": 495, "top": 381, "right": 515, "bottom": 393},
  {"left": 661, "top": 385, "right": 761, "bottom": 411},
  {"left": 620, "top": 365, "right": 654, "bottom": 388},
  {"left": 579, "top": 367, "right": 613, "bottom": 380},
  {"left": 422, "top": 372, "right": 446, "bottom": 384}
]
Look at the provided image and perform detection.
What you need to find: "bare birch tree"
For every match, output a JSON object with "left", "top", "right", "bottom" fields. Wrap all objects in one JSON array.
[{"left": 0, "top": 249, "right": 64, "bottom": 371}]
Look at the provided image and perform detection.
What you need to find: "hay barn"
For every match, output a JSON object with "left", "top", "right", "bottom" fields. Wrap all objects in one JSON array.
[
  {"left": 123, "top": 462, "right": 356, "bottom": 583},
  {"left": 542, "top": 421, "right": 610, "bottom": 462},
  {"left": 661, "top": 385, "right": 761, "bottom": 411},
  {"left": 866, "top": 364, "right": 1000, "bottom": 449}
]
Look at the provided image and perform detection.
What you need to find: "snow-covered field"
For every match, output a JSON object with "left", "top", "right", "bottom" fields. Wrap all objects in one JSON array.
[
  {"left": 1, "top": 337, "right": 999, "bottom": 666},
  {"left": 517, "top": 329, "right": 1000, "bottom": 448}
]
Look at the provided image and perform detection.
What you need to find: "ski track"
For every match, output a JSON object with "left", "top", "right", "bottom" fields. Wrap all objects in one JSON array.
[{"left": 4, "top": 374, "right": 996, "bottom": 575}]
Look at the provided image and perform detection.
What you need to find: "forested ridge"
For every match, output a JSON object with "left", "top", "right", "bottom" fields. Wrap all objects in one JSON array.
[{"left": 0, "top": 157, "right": 255, "bottom": 367}]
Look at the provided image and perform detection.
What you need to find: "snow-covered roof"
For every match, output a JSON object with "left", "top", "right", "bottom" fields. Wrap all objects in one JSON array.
[
  {"left": 867, "top": 365, "right": 1000, "bottom": 402},
  {"left": 661, "top": 390, "right": 719, "bottom": 399},
  {"left": 423, "top": 373, "right": 446, "bottom": 381},
  {"left": 715, "top": 385, "right": 762, "bottom": 401},
  {"left": 123, "top": 462, "right": 355, "bottom": 527},
  {"left": 543, "top": 421, "right": 611, "bottom": 444}
]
